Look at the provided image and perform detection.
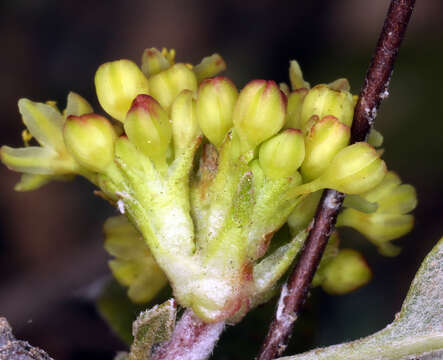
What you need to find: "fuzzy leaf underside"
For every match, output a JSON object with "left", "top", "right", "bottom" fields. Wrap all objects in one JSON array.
[
  {"left": 128, "top": 298, "right": 176, "bottom": 360},
  {"left": 278, "top": 237, "right": 443, "bottom": 360}
]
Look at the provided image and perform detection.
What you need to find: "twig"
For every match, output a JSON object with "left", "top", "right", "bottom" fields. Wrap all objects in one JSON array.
[
  {"left": 151, "top": 309, "right": 225, "bottom": 360},
  {"left": 257, "top": 1, "right": 416, "bottom": 359},
  {"left": 0, "top": 317, "right": 53, "bottom": 360}
]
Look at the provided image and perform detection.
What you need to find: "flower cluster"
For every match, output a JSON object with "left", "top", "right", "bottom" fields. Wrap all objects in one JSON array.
[{"left": 1, "top": 47, "right": 416, "bottom": 323}]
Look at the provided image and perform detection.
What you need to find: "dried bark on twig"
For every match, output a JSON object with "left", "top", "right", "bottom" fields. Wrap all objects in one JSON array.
[
  {"left": 0, "top": 317, "right": 53, "bottom": 360},
  {"left": 257, "top": 1, "right": 416, "bottom": 359}
]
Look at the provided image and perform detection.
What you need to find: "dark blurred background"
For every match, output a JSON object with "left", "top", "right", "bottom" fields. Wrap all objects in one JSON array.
[{"left": 0, "top": 1, "right": 442, "bottom": 359}]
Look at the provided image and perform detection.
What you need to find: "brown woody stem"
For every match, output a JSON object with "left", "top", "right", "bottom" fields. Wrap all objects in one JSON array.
[
  {"left": 0, "top": 317, "right": 53, "bottom": 360},
  {"left": 257, "top": 1, "right": 416, "bottom": 359}
]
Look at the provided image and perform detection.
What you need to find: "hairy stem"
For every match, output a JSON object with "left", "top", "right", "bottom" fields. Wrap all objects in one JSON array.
[
  {"left": 151, "top": 309, "right": 225, "bottom": 360},
  {"left": 257, "top": 1, "right": 416, "bottom": 359}
]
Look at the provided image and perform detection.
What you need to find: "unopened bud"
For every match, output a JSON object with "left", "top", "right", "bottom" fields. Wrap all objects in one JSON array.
[
  {"left": 196, "top": 76, "right": 238, "bottom": 147},
  {"left": 300, "top": 85, "right": 354, "bottom": 132},
  {"left": 124, "top": 94, "right": 172, "bottom": 167},
  {"left": 141, "top": 47, "right": 173, "bottom": 77},
  {"left": 148, "top": 63, "right": 197, "bottom": 110},
  {"left": 319, "top": 142, "right": 386, "bottom": 194},
  {"left": 233, "top": 80, "right": 286, "bottom": 152},
  {"left": 258, "top": 129, "right": 305, "bottom": 179},
  {"left": 95, "top": 60, "right": 149, "bottom": 122},
  {"left": 285, "top": 88, "right": 308, "bottom": 129},
  {"left": 171, "top": 90, "right": 201, "bottom": 154},
  {"left": 64, "top": 114, "right": 117, "bottom": 173},
  {"left": 301, "top": 115, "right": 350, "bottom": 181},
  {"left": 193, "top": 53, "right": 227, "bottom": 83},
  {"left": 321, "top": 249, "right": 372, "bottom": 295},
  {"left": 287, "top": 142, "right": 386, "bottom": 197}
]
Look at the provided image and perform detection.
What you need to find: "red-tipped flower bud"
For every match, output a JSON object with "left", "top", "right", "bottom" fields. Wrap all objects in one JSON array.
[
  {"left": 124, "top": 95, "right": 172, "bottom": 167},
  {"left": 301, "top": 115, "right": 351, "bottom": 181},
  {"left": 64, "top": 114, "right": 117, "bottom": 173}
]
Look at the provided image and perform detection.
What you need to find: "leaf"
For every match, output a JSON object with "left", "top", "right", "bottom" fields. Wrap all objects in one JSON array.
[
  {"left": 278, "top": 237, "right": 443, "bottom": 360},
  {"left": 128, "top": 299, "right": 177, "bottom": 360},
  {"left": 97, "top": 280, "right": 149, "bottom": 345}
]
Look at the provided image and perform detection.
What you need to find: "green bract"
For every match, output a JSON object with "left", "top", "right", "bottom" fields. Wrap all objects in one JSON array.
[{"left": 0, "top": 47, "right": 417, "bottom": 323}]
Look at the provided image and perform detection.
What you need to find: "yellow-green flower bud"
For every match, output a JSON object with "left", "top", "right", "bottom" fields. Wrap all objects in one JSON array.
[
  {"left": 320, "top": 142, "right": 386, "bottom": 194},
  {"left": 321, "top": 249, "right": 372, "bottom": 295},
  {"left": 285, "top": 88, "right": 308, "bottom": 129},
  {"left": 124, "top": 94, "right": 172, "bottom": 167},
  {"left": 193, "top": 53, "right": 227, "bottom": 83},
  {"left": 171, "top": 90, "right": 201, "bottom": 155},
  {"left": 289, "top": 60, "right": 309, "bottom": 90},
  {"left": 148, "top": 63, "right": 197, "bottom": 110},
  {"left": 287, "top": 142, "right": 386, "bottom": 197},
  {"left": 95, "top": 59, "right": 149, "bottom": 122},
  {"left": 64, "top": 114, "right": 117, "bottom": 173},
  {"left": 233, "top": 80, "right": 286, "bottom": 152},
  {"left": 141, "top": 47, "right": 172, "bottom": 77},
  {"left": 196, "top": 76, "right": 238, "bottom": 147},
  {"left": 300, "top": 84, "right": 354, "bottom": 132},
  {"left": 258, "top": 129, "right": 305, "bottom": 179},
  {"left": 301, "top": 115, "right": 351, "bottom": 181}
]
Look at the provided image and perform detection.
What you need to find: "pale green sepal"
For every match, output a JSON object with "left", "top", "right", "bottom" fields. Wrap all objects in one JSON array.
[
  {"left": 104, "top": 216, "right": 168, "bottom": 304},
  {"left": 289, "top": 60, "right": 310, "bottom": 90},
  {"left": 64, "top": 92, "right": 93, "bottom": 118},
  {"left": 18, "top": 98, "right": 65, "bottom": 152},
  {"left": 288, "top": 190, "right": 322, "bottom": 235},
  {"left": 343, "top": 194, "right": 378, "bottom": 213},
  {"left": 128, "top": 299, "right": 176, "bottom": 360},
  {"left": 14, "top": 173, "right": 74, "bottom": 191},
  {"left": 253, "top": 229, "right": 308, "bottom": 297},
  {"left": 104, "top": 215, "right": 148, "bottom": 260},
  {"left": 278, "top": 238, "right": 443, "bottom": 360},
  {"left": 1, "top": 145, "right": 76, "bottom": 174},
  {"left": 194, "top": 53, "right": 227, "bottom": 83}
]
